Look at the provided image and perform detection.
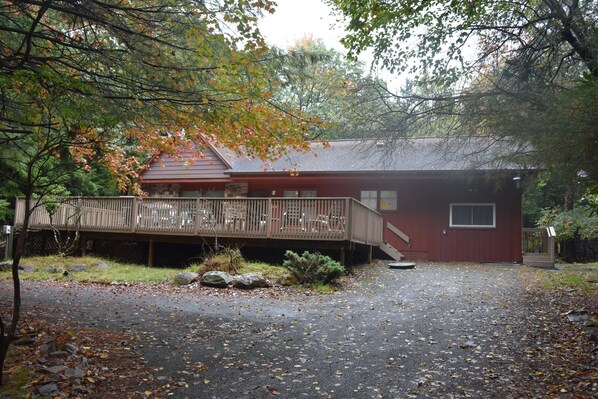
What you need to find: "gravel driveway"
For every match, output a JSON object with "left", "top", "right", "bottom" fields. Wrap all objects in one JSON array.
[{"left": 3, "top": 262, "right": 535, "bottom": 398}]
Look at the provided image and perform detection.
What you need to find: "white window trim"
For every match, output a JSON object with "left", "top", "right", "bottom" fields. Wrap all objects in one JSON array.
[
  {"left": 360, "top": 190, "right": 378, "bottom": 211},
  {"left": 449, "top": 203, "right": 496, "bottom": 228},
  {"left": 380, "top": 190, "right": 398, "bottom": 211}
]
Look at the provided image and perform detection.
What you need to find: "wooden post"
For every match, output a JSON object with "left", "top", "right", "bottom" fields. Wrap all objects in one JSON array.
[
  {"left": 148, "top": 239, "right": 154, "bottom": 267},
  {"left": 131, "top": 197, "right": 138, "bottom": 232},
  {"left": 368, "top": 245, "right": 373, "bottom": 264},
  {"left": 194, "top": 197, "right": 200, "bottom": 235},
  {"left": 344, "top": 198, "right": 351, "bottom": 241},
  {"left": 340, "top": 247, "right": 345, "bottom": 266},
  {"left": 266, "top": 198, "right": 272, "bottom": 238}
]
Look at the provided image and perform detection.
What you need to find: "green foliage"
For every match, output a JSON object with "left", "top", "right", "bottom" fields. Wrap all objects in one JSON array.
[
  {"left": 197, "top": 247, "right": 244, "bottom": 275},
  {"left": 538, "top": 206, "right": 598, "bottom": 241},
  {"left": 538, "top": 263, "right": 598, "bottom": 294},
  {"left": 282, "top": 250, "right": 345, "bottom": 285},
  {"left": 0, "top": 0, "right": 317, "bottom": 200},
  {"left": 194, "top": 249, "right": 291, "bottom": 283},
  {"left": 522, "top": 172, "right": 577, "bottom": 227},
  {"left": 0, "top": 256, "right": 180, "bottom": 283},
  {"left": 0, "top": 199, "right": 11, "bottom": 222},
  {"left": 238, "top": 262, "right": 289, "bottom": 282},
  {"left": 328, "top": 0, "right": 598, "bottom": 191},
  {"left": 270, "top": 37, "right": 394, "bottom": 139}
]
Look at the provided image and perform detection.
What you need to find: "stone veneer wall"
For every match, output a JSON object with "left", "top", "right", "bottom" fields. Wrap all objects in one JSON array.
[{"left": 144, "top": 183, "right": 181, "bottom": 197}]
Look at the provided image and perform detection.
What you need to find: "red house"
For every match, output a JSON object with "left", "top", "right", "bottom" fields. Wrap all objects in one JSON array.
[{"left": 139, "top": 138, "right": 524, "bottom": 263}]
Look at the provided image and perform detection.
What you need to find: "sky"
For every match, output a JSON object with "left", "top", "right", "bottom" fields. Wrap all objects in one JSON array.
[
  {"left": 258, "top": 0, "right": 399, "bottom": 89},
  {"left": 259, "top": 0, "right": 346, "bottom": 53}
]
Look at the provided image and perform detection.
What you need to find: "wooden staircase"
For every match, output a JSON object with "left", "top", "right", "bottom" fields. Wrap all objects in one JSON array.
[{"left": 378, "top": 241, "right": 404, "bottom": 261}]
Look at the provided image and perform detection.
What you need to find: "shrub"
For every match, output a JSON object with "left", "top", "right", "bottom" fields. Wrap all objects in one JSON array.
[
  {"left": 198, "top": 247, "right": 244, "bottom": 275},
  {"left": 282, "top": 250, "right": 345, "bottom": 285}
]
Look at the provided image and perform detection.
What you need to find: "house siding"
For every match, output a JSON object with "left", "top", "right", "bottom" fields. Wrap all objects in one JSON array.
[
  {"left": 145, "top": 183, "right": 181, "bottom": 197},
  {"left": 234, "top": 173, "right": 522, "bottom": 263},
  {"left": 141, "top": 147, "right": 230, "bottom": 182},
  {"left": 139, "top": 150, "right": 523, "bottom": 264}
]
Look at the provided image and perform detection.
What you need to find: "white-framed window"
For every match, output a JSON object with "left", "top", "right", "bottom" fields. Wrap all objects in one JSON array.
[
  {"left": 380, "top": 190, "right": 397, "bottom": 211},
  {"left": 450, "top": 203, "right": 496, "bottom": 228},
  {"left": 360, "top": 190, "right": 378, "bottom": 210}
]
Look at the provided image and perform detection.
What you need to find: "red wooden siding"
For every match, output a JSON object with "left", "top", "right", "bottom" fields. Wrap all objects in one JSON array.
[
  {"left": 147, "top": 172, "right": 522, "bottom": 263},
  {"left": 426, "top": 179, "right": 522, "bottom": 263},
  {"left": 141, "top": 147, "right": 230, "bottom": 182}
]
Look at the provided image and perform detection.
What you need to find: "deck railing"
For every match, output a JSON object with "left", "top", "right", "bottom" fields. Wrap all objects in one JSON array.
[
  {"left": 522, "top": 227, "right": 557, "bottom": 267},
  {"left": 14, "top": 196, "right": 383, "bottom": 244}
]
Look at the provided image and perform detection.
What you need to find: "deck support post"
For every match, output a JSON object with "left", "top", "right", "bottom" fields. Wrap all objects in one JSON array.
[
  {"left": 340, "top": 247, "right": 345, "bottom": 266},
  {"left": 266, "top": 198, "right": 272, "bottom": 238},
  {"left": 148, "top": 239, "right": 154, "bottom": 267},
  {"left": 368, "top": 245, "right": 373, "bottom": 264},
  {"left": 131, "top": 197, "right": 138, "bottom": 232}
]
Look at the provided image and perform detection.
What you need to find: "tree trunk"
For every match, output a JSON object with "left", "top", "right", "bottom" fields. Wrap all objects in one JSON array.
[
  {"left": 563, "top": 181, "right": 576, "bottom": 212},
  {"left": 0, "top": 196, "right": 29, "bottom": 386}
]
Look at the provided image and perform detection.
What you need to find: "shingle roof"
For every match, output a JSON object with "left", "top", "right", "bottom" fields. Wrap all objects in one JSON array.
[
  {"left": 218, "top": 137, "right": 521, "bottom": 174},
  {"left": 139, "top": 137, "right": 524, "bottom": 182}
]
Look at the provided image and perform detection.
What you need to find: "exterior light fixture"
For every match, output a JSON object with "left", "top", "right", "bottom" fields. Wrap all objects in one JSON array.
[{"left": 513, "top": 176, "right": 522, "bottom": 189}]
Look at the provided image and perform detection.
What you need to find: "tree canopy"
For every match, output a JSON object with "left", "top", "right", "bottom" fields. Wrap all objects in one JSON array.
[
  {"left": 268, "top": 36, "right": 400, "bottom": 139},
  {"left": 0, "top": 0, "right": 317, "bottom": 197},
  {"left": 0, "top": 0, "right": 321, "bottom": 384},
  {"left": 328, "top": 0, "right": 598, "bottom": 211}
]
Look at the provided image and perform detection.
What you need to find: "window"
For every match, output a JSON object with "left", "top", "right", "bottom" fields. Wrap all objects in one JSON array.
[
  {"left": 360, "top": 190, "right": 378, "bottom": 210},
  {"left": 283, "top": 190, "right": 299, "bottom": 198},
  {"left": 380, "top": 190, "right": 397, "bottom": 211},
  {"left": 282, "top": 190, "right": 317, "bottom": 198},
  {"left": 450, "top": 204, "right": 495, "bottom": 227},
  {"left": 300, "top": 190, "right": 317, "bottom": 198}
]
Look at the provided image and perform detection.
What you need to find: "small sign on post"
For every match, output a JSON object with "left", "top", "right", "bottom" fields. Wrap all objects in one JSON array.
[{"left": 3, "top": 225, "right": 13, "bottom": 260}]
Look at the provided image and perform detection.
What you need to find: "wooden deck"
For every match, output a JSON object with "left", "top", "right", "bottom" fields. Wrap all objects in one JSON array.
[
  {"left": 522, "top": 227, "right": 556, "bottom": 268},
  {"left": 14, "top": 197, "right": 383, "bottom": 247}
]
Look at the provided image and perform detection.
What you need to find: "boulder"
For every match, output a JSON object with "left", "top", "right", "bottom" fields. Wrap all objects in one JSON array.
[
  {"left": 68, "top": 264, "right": 88, "bottom": 272},
  {"left": 38, "top": 382, "right": 59, "bottom": 396},
  {"left": 62, "top": 343, "right": 79, "bottom": 354},
  {"left": 200, "top": 271, "right": 233, "bottom": 288},
  {"left": 45, "top": 265, "right": 61, "bottom": 273},
  {"left": 64, "top": 366, "right": 85, "bottom": 379},
  {"left": 173, "top": 272, "right": 199, "bottom": 286},
  {"left": 232, "top": 273, "right": 271, "bottom": 289},
  {"left": 18, "top": 264, "right": 37, "bottom": 273},
  {"left": 92, "top": 260, "right": 110, "bottom": 269}
]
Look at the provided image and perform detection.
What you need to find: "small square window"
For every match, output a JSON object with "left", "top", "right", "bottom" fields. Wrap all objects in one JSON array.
[
  {"left": 360, "top": 190, "right": 378, "bottom": 210},
  {"left": 380, "top": 191, "right": 397, "bottom": 211}
]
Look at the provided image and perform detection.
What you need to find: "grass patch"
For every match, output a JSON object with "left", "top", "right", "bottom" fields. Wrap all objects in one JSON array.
[
  {"left": 0, "top": 348, "right": 32, "bottom": 397},
  {"left": 538, "top": 262, "right": 598, "bottom": 294},
  {"left": 238, "top": 262, "right": 289, "bottom": 281},
  {"left": 190, "top": 258, "right": 290, "bottom": 285},
  {"left": 0, "top": 256, "right": 182, "bottom": 284},
  {"left": 309, "top": 282, "right": 336, "bottom": 294}
]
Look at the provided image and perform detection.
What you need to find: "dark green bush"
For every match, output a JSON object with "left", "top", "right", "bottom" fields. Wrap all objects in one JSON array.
[{"left": 282, "top": 250, "right": 345, "bottom": 285}]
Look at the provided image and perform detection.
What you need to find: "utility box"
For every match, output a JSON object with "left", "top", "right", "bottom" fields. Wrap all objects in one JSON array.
[{"left": 2, "top": 225, "right": 11, "bottom": 234}]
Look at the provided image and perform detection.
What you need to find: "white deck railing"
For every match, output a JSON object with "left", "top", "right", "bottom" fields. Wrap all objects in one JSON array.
[
  {"left": 14, "top": 197, "right": 383, "bottom": 244},
  {"left": 522, "top": 227, "right": 557, "bottom": 267}
]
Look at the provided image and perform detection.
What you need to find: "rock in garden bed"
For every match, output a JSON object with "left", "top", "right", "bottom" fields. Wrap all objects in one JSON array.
[
  {"left": 232, "top": 272, "right": 271, "bottom": 289},
  {"left": 174, "top": 271, "right": 199, "bottom": 286},
  {"left": 200, "top": 271, "right": 233, "bottom": 288}
]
